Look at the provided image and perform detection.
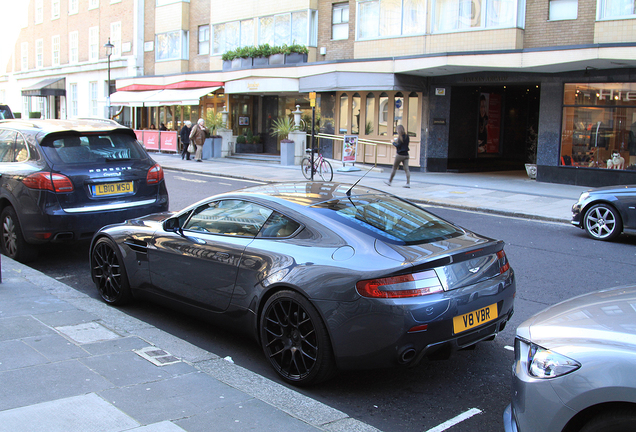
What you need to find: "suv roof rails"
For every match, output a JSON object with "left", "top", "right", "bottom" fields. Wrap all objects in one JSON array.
[
  {"left": 0, "top": 119, "right": 41, "bottom": 129},
  {"left": 73, "top": 117, "right": 121, "bottom": 126}
]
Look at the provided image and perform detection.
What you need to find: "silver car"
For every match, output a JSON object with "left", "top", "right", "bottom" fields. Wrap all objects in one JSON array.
[{"left": 504, "top": 285, "right": 636, "bottom": 432}]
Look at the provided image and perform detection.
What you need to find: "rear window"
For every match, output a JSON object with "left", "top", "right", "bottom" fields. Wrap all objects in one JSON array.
[
  {"left": 0, "top": 106, "right": 13, "bottom": 120},
  {"left": 311, "top": 195, "right": 463, "bottom": 244},
  {"left": 40, "top": 133, "right": 146, "bottom": 165}
]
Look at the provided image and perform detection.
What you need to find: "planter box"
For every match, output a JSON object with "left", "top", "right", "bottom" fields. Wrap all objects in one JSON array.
[
  {"left": 253, "top": 56, "right": 269, "bottom": 67},
  {"left": 269, "top": 53, "right": 284, "bottom": 65},
  {"left": 222, "top": 60, "right": 232, "bottom": 71},
  {"left": 240, "top": 57, "right": 253, "bottom": 68},
  {"left": 285, "top": 53, "right": 308, "bottom": 65},
  {"left": 236, "top": 142, "right": 263, "bottom": 153},
  {"left": 231, "top": 58, "right": 241, "bottom": 69}
]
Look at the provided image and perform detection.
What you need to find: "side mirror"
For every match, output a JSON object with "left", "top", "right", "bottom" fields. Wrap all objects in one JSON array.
[{"left": 163, "top": 217, "right": 181, "bottom": 232}]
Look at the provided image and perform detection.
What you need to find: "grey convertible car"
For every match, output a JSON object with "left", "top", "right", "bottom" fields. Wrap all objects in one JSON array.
[
  {"left": 90, "top": 182, "right": 516, "bottom": 385},
  {"left": 571, "top": 184, "right": 636, "bottom": 241}
]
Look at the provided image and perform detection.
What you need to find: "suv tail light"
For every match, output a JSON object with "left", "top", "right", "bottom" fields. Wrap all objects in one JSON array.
[
  {"left": 356, "top": 270, "right": 443, "bottom": 299},
  {"left": 23, "top": 172, "right": 74, "bottom": 193},
  {"left": 146, "top": 164, "right": 164, "bottom": 184}
]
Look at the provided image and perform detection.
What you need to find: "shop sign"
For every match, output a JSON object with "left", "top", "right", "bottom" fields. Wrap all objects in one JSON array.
[
  {"left": 433, "top": 118, "right": 447, "bottom": 125},
  {"left": 435, "top": 88, "right": 446, "bottom": 96},
  {"left": 343, "top": 135, "right": 358, "bottom": 163}
]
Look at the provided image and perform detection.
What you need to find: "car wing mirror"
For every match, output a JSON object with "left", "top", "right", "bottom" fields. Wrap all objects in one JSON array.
[{"left": 163, "top": 217, "right": 181, "bottom": 233}]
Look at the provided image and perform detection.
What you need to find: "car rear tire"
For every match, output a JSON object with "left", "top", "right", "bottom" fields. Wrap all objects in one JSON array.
[
  {"left": 260, "top": 290, "right": 335, "bottom": 386},
  {"left": 579, "top": 408, "right": 636, "bottom": 432},
  {"left": 583, "top": 203, "right": 622, "bottom": 241},
  {"left": 91, "top": 237, "right": 132, "bottom": 305},
  {"left": 1, "top": 206, "right": 38, "bottom": 263}
]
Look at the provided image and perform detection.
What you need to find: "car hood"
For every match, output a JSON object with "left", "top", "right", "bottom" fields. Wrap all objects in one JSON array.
[
  {"left": 517, "top": 285, "right": 636, "bottom": 351},
  {"left": 585, "top": 184, "right": 636, "bottom": 195}
]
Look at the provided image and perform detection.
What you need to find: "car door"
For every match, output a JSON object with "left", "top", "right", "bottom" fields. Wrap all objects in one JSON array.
[{"left": 147, "top": 199, "right": 273, "bottom": 312}]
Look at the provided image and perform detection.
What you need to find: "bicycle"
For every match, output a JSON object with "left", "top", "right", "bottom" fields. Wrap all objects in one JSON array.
[{"left": 301, "top": 148, "right": 333, "bottom": 181}]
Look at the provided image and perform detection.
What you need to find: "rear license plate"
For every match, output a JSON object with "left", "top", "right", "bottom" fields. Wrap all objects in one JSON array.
[
  {"left": 94, "top": 181, "right": 133, "bottom": 196},
  {"left": 453, "top": 303, "right": 497, "bottom": 334}
]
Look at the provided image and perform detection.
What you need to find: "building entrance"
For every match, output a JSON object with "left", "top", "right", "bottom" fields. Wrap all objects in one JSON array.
[{"left": 448, "top": 85, "right": 540, "bottom": 172}]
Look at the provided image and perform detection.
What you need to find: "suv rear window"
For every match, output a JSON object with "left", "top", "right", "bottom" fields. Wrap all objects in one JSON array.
[
  {"left": 312, "top": 195, "right": 463, "bottom": 244},
  {"left": 40, "top": 133, "right": 146, "bottom": 165},
  {"left": 0, "top": 105, "right": 13, "bottom": 120}
]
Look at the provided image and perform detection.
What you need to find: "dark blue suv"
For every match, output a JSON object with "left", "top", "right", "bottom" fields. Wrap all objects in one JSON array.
[{"left": 0, "top": 118, "right": 169, "bottom": 262}]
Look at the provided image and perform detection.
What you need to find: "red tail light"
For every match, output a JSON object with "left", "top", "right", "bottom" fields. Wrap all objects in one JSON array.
[
  {"left": 497, "top": 250, "right": 510, "bottom": 274},
  {"left": 23, "top": 172, "right": 74, "bottom": 192},
  {"left": 356, "top": 270, "right": 443, "bottom": 299},
  {"left": 146, "top": 164, "right": 164, "bottom": 184}
]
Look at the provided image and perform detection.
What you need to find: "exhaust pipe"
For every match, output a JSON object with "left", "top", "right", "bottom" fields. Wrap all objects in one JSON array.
[{"left": 398, "top": 347, "right": 417, "bottom": 364}]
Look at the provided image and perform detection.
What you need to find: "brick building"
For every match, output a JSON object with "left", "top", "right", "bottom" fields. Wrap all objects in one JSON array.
[{"left": 2, "top": 0, "right": 636, "bottom": 185}]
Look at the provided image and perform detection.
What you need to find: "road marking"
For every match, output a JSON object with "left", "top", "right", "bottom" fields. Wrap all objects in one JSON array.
[
  {"left": 425, "top": 408, "right": 482, "bottom": 432},
  {"left": 174, "top": 175, "right": 208, "bottom": 183}
]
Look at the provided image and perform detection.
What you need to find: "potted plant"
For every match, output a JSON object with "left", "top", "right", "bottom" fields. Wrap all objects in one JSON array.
[
  {"left": 271, "top": 116, "right": 299, "bottom": 165},
  {"left": 284, "top": 43, "right": 308, "bottom": 64},
  {"left": 269, "top": 45, "right": 285, "bottom": 65},
  {"left": 253, "top": 44, "right": 271, "bottom": 67},
  {"left": 525, "top": 126, "right": 538, "bottom": 179},
  {"left": 205, "top": 111, "right": 225, "bottom": 158},
  {"left": 237, "top": 46, "right": 253, "bottom": 68},
  {"left": 221, "top": 50, "right": 237, "bottom": 71}
]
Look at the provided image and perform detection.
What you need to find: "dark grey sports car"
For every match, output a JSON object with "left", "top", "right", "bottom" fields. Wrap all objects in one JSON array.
[
  {"left": 571, "top": 184, "right": 636, "bottom": 241},
  {"left": 90, "top": 182, "right": 516, "bottom": 385}
]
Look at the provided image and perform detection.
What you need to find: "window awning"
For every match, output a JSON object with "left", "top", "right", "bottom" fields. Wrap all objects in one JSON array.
[
  {"left": 142, "top": 87, "right": 221, "bottom": 106},
  {"left": 21, "top": 78, "right": 66, "bottom": 97},
  {"left": 109, "top": 87, "right": 220, "bottom": 107},
  {"left": 109, "top": 90, "right": 162, "bottom": 107}
]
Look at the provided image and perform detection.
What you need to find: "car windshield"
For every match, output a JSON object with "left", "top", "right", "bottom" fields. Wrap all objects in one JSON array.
[
  {"left": 311, "top": 195, "right": 463, "bottom": 244},
  {"left": 39, "top": 133, "right": 146, "bottom": 165}
]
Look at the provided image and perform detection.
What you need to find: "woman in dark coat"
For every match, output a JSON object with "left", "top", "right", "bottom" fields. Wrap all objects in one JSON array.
[
  {"left": 180, "top": 121, "right": 192, "bottom": 160},
  {"left": 385, "top": 124, "right": 410, "bottom": 188}
]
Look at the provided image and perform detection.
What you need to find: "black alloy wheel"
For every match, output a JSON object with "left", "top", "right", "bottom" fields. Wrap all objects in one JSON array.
[
  {"left": 0, "top": 206, "right": 38, "bottom": 263},
  {"left": 583, "top": 203, "right": 622, "bottom": 241},
  {"left": 91, "top": 237, "right": 132, "bottom": 305},
  {"left": 260, "top": 290, "right": 335, "bottom": 386}
]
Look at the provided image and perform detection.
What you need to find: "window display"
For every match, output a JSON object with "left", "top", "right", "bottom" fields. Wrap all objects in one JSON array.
[{"left": 561, "top": 83, "right": 636, "bottom": 170}]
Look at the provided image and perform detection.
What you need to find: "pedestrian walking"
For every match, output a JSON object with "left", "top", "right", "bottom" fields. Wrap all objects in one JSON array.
[
  {"left": 385, "top": 124, "right": 411, "bottom": 188},
  {"left": 180, "top": 121, "right": 192, "bottom": 160},
  {"left": 189, "top": 118, "right": 207, "bottom": 162}
]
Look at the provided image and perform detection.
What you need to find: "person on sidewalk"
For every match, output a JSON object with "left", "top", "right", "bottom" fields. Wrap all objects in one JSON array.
[
  {"left": 385, "top": 124, "right": 411, "bottom": 188},
  {"left": 179, "top": 121, "right": 192, "bottom": 160},
  {"left": 189, "top": 118, "right": 207, "bottom": 162}
]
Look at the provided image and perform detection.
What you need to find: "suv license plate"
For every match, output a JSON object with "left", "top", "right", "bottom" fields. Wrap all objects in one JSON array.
[
  {"left": 94, "top": 181, "right": 134, "bottom": 196},
  {"left": 453, "top": 303, "right": 497, "bottom": 334}
]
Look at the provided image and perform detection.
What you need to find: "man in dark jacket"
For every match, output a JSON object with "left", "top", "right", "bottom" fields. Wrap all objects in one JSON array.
[{"left": 180, "top": 121, "right": 192, "bottom": 160}]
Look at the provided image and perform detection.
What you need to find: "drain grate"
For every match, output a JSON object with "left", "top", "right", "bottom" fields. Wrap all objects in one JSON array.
[{"left": 134, "top": 346, "right": 181, "bottom": 366}]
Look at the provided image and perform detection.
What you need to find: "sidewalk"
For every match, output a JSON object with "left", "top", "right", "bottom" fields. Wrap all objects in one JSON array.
[
  {"left": 0, "top": 258, "right": 380, "bottom": 432},
  {"left": 150, "top": 153, "right": 589, "bottom": 223}
]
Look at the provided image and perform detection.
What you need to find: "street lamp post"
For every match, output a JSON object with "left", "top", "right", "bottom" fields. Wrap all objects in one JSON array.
[{"left": 104, "top": 38, "right": 114, "bottom": 119}]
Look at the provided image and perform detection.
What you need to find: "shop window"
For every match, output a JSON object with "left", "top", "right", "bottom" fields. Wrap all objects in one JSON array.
[
  {"left": 432, "top": 0, "right": 522, "bottom": 33},
  {"left": 599, "top": 0, "right": 636, "bottom": 19},
  {"left": 333, "top": 3, "right": 349, "bottom": 40},
  {"left": 394, "top": 92, "right": 404, "bottom": 135},
  {"left": 340, "top": 94, "right": 349, "bottom": 133},
  {"left": 357, "top": 0, "right": 426, "bottom": 39},
  {"left": 365, "top": 94, "right": 375, "bottom": 135},
  {"left": 379, "top": 93, "right": 389, "bottom": 136},
  {"left": 352, "top": 94, "right": 361, "bottom": 134},
  {"left": 408, "top": 93, "right": 418, "bottom": 136},
  {"left": 199, "top": 25, "right": 210, "bottom": 55},
  {"left": 561, "top": 83, "right": 636, "bottom": 170},
  {"left": 549, "top": 0, "right": 577, "bottom": 20}
]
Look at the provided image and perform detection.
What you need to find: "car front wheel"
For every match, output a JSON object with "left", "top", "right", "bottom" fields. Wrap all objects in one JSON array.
[
  {"left": 0, "top": 206, "right": 38, "bottom": 263},
  {"left": 583, "top": 203, "right": 622, "bottom": 241},
  {"left": 260, "top": 290, "right": 335, "bottom": 386},
  {"left": 91, "top": 237, "right": 132, "bottom": 305}
]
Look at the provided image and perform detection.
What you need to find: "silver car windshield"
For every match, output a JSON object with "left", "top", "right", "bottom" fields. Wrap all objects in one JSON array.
[{"left": 312, "top": 196, "right": 462, "bottom": 244}]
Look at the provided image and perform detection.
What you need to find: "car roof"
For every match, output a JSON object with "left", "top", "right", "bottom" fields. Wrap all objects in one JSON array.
[
  {"left": 0, "top": 118, "right": 131, "bottom": 136},
  {"left": 236, "top": 182, "right": 386, "bottom": 207}
]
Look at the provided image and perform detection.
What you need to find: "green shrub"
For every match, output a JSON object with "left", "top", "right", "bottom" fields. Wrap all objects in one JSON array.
[{"left": 236, "top": 135, "right": 247, "bottom": 144}]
